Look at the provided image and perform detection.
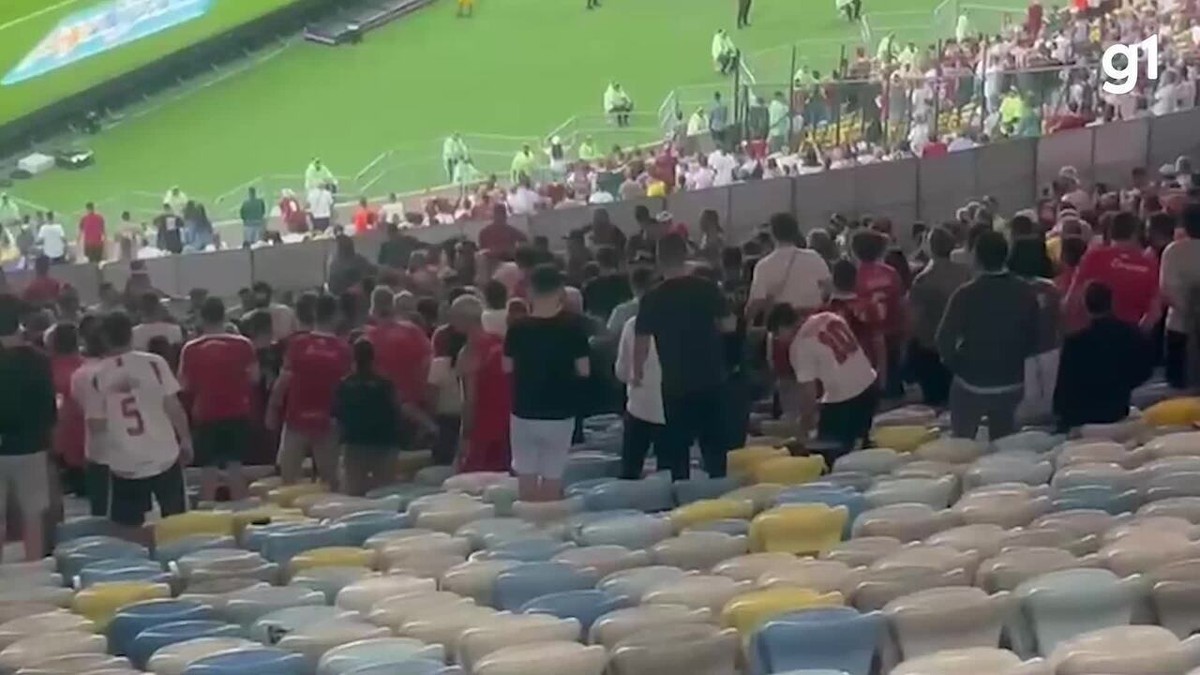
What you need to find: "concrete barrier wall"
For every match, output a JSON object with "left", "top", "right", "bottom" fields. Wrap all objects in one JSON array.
[{"left": 10, "top": 109, "right": 1199, "bottom": 302}]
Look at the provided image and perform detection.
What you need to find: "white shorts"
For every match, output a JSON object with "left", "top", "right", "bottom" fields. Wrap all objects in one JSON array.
[
  {"left": 510, "top": 416, "right": 575, "bottom": 479},
  {"left": 0, "top": 452, "right": 50, "bottom": 524}
]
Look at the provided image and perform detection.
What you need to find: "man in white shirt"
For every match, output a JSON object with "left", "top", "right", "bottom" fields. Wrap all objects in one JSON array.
[
  {"left": 685, "top": 157, "right": 717, "bottom": 190},
  {"left": 506, "top": 177, "right": 542, "bottom": 215},
  {"left": 130, "top": 293, "right": 184, "bottom": 353},
  {"left": 83, "top": 312, "right": 192, "bottom": 541},
  {"left": 380, "top": 193, "right": 406, "bottom": 226},
  {"left": 746, "top": 212, "right": 832, "bottom": 318},
  {"left": 708, "top": 148, "right": 739, "bottom": 186},
  {"left": 307, "top": 183, "right": 335, "bottom": 232},
  {"left": 36, "top": 211, "right": 67, "bottom": 263},
  {"left": 772, "top": 303, "right": 878, "bottom": 461},
  {"left": 615, "top": 315, "right": 664, "bottom": 479}
]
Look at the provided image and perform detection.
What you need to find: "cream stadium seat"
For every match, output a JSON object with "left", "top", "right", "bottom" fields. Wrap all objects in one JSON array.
[
  {"left": 335, "top": 573, "right": 437, "bottom": 613},
  {"left": 609, "top": 623, "right": 738, "bottom": 675},
  {"left": 757, "top": 558, "right": 864, "bottom": 594},
  {"left": 642, "top": 575, "right": 752, "bottom": 613},
  {"left": 455, "top": 518, "right": 542, "bottom": 549},
  {"left": 1150, "top": 559, "right": 1200, "bottom": 638},
  {"left": 552, "top": 545, "right": 651, "bottom": 577},
  {"left": 363, "top": 528, "right": 439, "bottom": 553},
  {"left": 387, "top": 552, "right": 467, "bottom": 579},
  {"left": 852, "top": 504, "right": 959, "bottom": 542},
  {"left": 291, "top": 567, "right": 378, "bottom": 603},
  {"left": 891, "top": 647, "right": 1050, "bottom": 675},
  {"left": 457, "top": 614, "right": 582, "bottom": 672},
  {"left": 722, "top": 484, "right": 787, "bottom": 514},
  {"left": 866, "top": 476, "right": 958, "bottom": 509},
  {"left": 397, "top": 604, "right": 500, "bottom": 657},
  {"left": 275, "top": 617, "right": 390, "bottom": 669},
  {"left": 1098, "top": 529, "right": 1200, "bottom": 576},
  {"left": 0, "top": 610, "right": 94, "bottom": 650},
  {"left": 651, "top": 531, "right": 748, "bottom": 571},
  {"left": 511, "top": 499, "right": 583, "bottom": 525},
  {"left": 439, "top": 560, "right": 522, "bottom": 606},
  {"left": 315, "top": 637, "right": 445, "bottom": 675},
  {"left": 367, "top": 591, "right": 475, "bottom": 632},
  {"left": 710, "top": 552, "right": 798, "bottom": 583},
  {"left": 1049, "top": 624, "right": 1200, "bottom": 674},
  {"left": 219, "top": 584, "right": 326, "bottom": 627},
  {"left": 1054, "top": 441, "right": 1146, "bottom": 469},
  {"left": 1139, "top": 497, "right": 1200, "bottom": 524},
  {"left": 976, "top": 547, "right": 1095, "bottom": 593},
  {"left": 871, "top": 544, "right": 982, "bottom": 582},
  {"left": 892, "top": 460, "right": 964, "bottom": 480},
  {"left": 0, "top": 631, "right": 108, "bottom": 672},
  {"left": 883, "top": 586, "right": 1012, "bottom": 660},
  {"left": 1030, "top": 509, "right": 1129, "bottom": 538},
  {"left": 443, "top": 472, "right": 513, "bottom": 496},
  {"left": 850, "top": 566, "right": 971, "bottom": 612},
  {"left": 833, "top": 448, "right": 910, "bottom": 476},
  {"left": 821, "top": 536, "right": 904, "bottom": 567},
  {"left": 474, "top": 641, "right": 607, "bottom": 675},
  {"left": 587, "top": 605, "right": 712, "bottom": 650},
  {"left": 414, "top": 501, "right": 495, "bottom": 534},
  {"left": 377, "top": 533, "right": 472, "bottom": 571},
  {"left": 926, "top": 524, "right": 1008, "bottom": 558},
  {"left": 597, "top": 565, "right": 692, "bottom": 601},
  {"left": 146, "top": 637, "right": 258, "bottom": 675},
  {"left": 915, "top": 438, "right": 986, "bottom": 465}
]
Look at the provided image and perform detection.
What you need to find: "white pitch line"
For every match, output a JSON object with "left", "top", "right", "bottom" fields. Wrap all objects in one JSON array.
[{"left": 0, "top": 0, "right": 81, "bottom": 33}]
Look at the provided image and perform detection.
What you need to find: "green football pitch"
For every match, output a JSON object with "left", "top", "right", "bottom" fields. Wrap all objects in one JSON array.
[{"left": 1, "top": 0, "right": 1024, "bottom": 227}]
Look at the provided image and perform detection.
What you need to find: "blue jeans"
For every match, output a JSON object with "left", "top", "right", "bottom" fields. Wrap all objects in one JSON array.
[{"left": 243, "top": 222, "right": 265, "bottom": 246}]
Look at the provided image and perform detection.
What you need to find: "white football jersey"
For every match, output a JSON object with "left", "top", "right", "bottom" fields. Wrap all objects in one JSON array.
[
  {"left": 83, "top": 351, "right": 181, "bottom": 479},
  {"left": 790, "top": 312, "right": 877, "bottom": 404},
  {"left": 69, "top": 358, "right": 107, "bottom": 464}
]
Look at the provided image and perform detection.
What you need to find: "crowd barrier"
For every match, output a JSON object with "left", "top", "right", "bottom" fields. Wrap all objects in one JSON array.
[{"left": 7, "top": 107, "right": 1199, "bottom": 305}]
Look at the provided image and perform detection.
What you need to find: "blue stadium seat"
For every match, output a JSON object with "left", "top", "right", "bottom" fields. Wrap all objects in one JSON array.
[
  {"left": 129, "top": 619, "right": 242, "bottom": 669},
  {"left": 750, "top": 607, "right": 884, "bottom": 675},
  {"left": 493, "top": 562, "right": 598, "bottom": 611},
  {"left": 108, "top": 599, "right": 214, "bottom": 657},
  {"left": 519, "top": 589, "right": 629, "bottom": 634},
  {"left": 183, "top": 646, "right": 308, "bottom": 675}
]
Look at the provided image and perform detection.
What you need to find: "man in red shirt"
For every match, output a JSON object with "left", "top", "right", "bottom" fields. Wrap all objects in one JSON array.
[
  {"left": 267, "top": 294, "right": 352, "bottom": 490},
  {"left": 179, "top": 297, "right": 259, "bottom": 502},
  {"left": 478, "top": 204, "right": 527, "bottom": 257},
  {"left": 1066, "top": 211, "right": 1161, "bottom": 329},
  {"left": 78, "top": 203, "right": 106, "bottom": 264},
  {"left": 851, "top": 230, "right": 905, "bottom": 397},
  {"left": 21, "top": 255, "right": 62, "bottom": 307},
  {"left": 352, "top": 198, "right": 377, "bottom": 236},
  {"left": 363, "top": 287, "right": 434, "bottom": 418},
  {"left": 826, "top": 258, "right": 887, "bottom": 379},
  {"left": 921, "top": 134, "right": 948, "bottom": 158},
  {"left": 1048, "top": 101, "right": 1089, "bottom": 133}
]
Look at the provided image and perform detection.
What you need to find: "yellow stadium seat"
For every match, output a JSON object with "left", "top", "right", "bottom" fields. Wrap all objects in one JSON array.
[
  {"left": 288, "top": 546, "right": 376, "bottom": 578},
  {"left": 728, "top": 447, "right": 788, "bottom": 479},
  {"left": 752, "top": 456, "right": 826, "bottom": 485},
  {"left": 750, "top": 505, "right": 847, "bottom": 555},
  {"left": 670, "top": 499, "right": 755, "bottom": 532},
  {"left": 1143, "top": 398, "right": 1200, "bottom": 427},
  {"left": 268, "top": 483, "right": 329, "bottom": 508},
  {"left": 248, "top": 476, "right": 283, "bottom": 499},
  {"left": 871, "top": 426, "right": 939, "bottom": 453},
  {"left": 72, "top": 581, "right": 170, "bottom": 629},
  {"left": 155, "top": 511, "right": 235, "bottom": 546},
  {"left": 723, "top": 484, "right": 785, "bottom": 513},
  {"left": 721, "top": 587, "right": 844, "bottom": 634}
]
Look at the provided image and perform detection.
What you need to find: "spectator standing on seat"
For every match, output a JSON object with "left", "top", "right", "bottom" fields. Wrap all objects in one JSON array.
[
  {"left": 504, "top": 265, "right": 590, "bottom": 501},
  {"left": 1054, "top": 282, "right": 1154, "bottom": 430},
  {"left": 616, "top": 282, "right": 664, "bottom": 479},
  {"left": 908, "top": 226, "right": 971, "bottom": 406},
  {"left": 0, "top": 294, "right": 56, "bottom": 561},
  {"left": 179, "top": 298, "right": 258, "bottom": 502},
  {"left": 635, "top": 234, "right": 735, "bottom": 480},
  {"left": 308, "top": 182, "right": 335, "bottom": 233},
  {"left": 746, "top": 213, "right": 831, "bottom": 319},
  {"left": 240, "top": 187, "right": 268, "bottom": 246},
  {"left": 268, "top": 294, "right": 351, "bottom": 490},
  {"left": 36, "top": 211, "right": 66, "bottom": 264},
  {"left": 78, "top": 203, "right": 106, "bottom": 264},
  {"left": 334, "top": 340, "right": 401, "bottom": 496},
  {"left": 1160, "top": 204, "right": 1200, "bottom": 389},
  {"left": 936, "top": 231, "right": 1040, "bottom": 440},
  {"left": 85, "top": 312, "right": 192, "bottom": 544},
  {"left": 1009, "top": 237, "right": 1063, "bottom": 424},
  {"left": 458, "top": 295, "right": 512, "bottom": 473}
]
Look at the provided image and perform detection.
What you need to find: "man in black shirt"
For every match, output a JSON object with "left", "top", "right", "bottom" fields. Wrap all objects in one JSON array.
[
  {"left": 504, "top": 265, "right": 591, "bottom": 502},
  {"left": 583, "top": 245, "right": 632, "bottom": 321},
  {"left": 333, "top": 340, "right": 401, "bottom": 496},
  {"left": 378, "top": 222, "right": 420, "bottom": 270},
  {"left": 153, "top": 204, "right": 183, "bottom": 255},
  {"left": 0, "top": 294, "right": 56, "bottom": 561},
  {"left": 626, "top": 206, "right": 666, "bottom": 264},
  {"left": 634, "top": 234, "right": 735, "bottom": 480}
]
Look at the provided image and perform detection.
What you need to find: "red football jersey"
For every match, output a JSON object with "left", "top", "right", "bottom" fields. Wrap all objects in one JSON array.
[
  {"left": 1072, "top": 244, "right": 1159, "bottom": 326},
  {"left": 281, "top": 332, "right": 352, "bottom": 433},
  {"left": 826, "top": 295, "right": 885, "bottom": 367},
  {"left": 179, "top": 334, "right": 257, "bottom": 423},
  {"left": 364, "top": 319, "right": 432, "bottom": 407},
  {"left": 855, "top": 261, "right": 905, "bottom": 337}
]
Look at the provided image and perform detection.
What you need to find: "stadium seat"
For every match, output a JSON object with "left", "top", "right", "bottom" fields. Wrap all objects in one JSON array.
[
  {"left": 220, "top": 584, "right": 325, "bottom": 627},
  {"left": 316, "top": 637, "right": 445, "bottom": 675},
  {"left": 156, "top": 535, "right": 238, "bottom": 563},
  {"left": 73, "top": 581, "right": 172, "bottom": 629},
  {"left": 963, "top": 456, "right": 1053, "bottom": 489},
  {"left": 883, "top": 587, "right": 1011, "bottom": 661},
  {"left": 751, "top": 456, "right": 826, "bottom": 485},
  {"left": 866, "top": 476, "right": 957, "bottom": 509},
  {"left": 710, "top": 552, "right": 797, "bottom": 583},
  {"left": 1052, "top": 485, "right": 1141, "bottom": 514},
  {"left": 11, "top": 652, "right": 133, "bottom": 673},
  {"left": 439, "top": 559, "right": 521, "bottom": 606},
  {"left": 1015, "top": 567, "right": 1141, "bottom": 657},
  {"left": 334, "top": 573, "right": 436, "bottom": 613},
  {"left": 821, "top": 536, "right": 904, "bottom": 568},
  {"left": 727, "top": 447, "right": 788, "bottom": 478},
  {"left": 394, "top": 605, "right": 499, "bottom": 656},
  {"left": 915, "top": 438, "right": 986, "bottom": 464},
  {"left": 511, "top": 498, "right": 583, "bottom": 524},
  {"left": 276, "top": 616, "right": 391, "bottom": 669},
  {"left": 456, "top": 518, "right": 542, "bottom": 549},
  {"left": 1049, "top": 625, "right": 1200, "bottom": 674},
  {"left": 651, "top": 531, "right": 748, "bottom": 571},
  {"left": 458, "top": 614, "right": 581, "bottom": 672},
  {"left": 147, "top": 637, "right": 259, "bottom": 675},
  {"left": 721, "top": 587, "right": 844, "bottom": 634},
  {"left": 889, "top": 647, "right": 1041, "bottom": 675},
  {"left": 588, "top": 605, "right": 712, "bottom": 649},
  {"left": 493, "top": 562, "right": 598, "bottom": 611},
  {"left": 332, "top": 511, "right": 409, "bottom": 545},
  {"left": 850, "top": 566, "right": 972, "bottom": 612},
  {"left": 596, "top": 565, "right": 692, "bottom": 601},
  {"left": 751, "top": 504, "right": 847, "bottom": 554},
  {"left": 261, "top": 524, "right": 351, "bottom": 565},
  {"left": 249, "top": 605, "right": 349, "bottom": 644},
  {"left": 291, "top": 566, "right": 378, "bottom": 602},
  {"left": 833, "top": 448, "right": 909, "bottom": 475},
  {"left": 443, "top": 471, "right": 513, "bottom": 496},
  {"left": 474, "top": 642, "right": 607, "bottom": 675},
  {"left": 851, "top": 503, "right": 958, "bottom": 542},
  {"left": 551, "top": 545, "right": 650, "bottom": 577},
  {"left": 182, "top": 646, "right": 307, "bottom": 675},
  {"left": 0, "top": 610, "right": 94, "bottom": 650},
  {"left": 609, "top": 623, "right": 739, "bottom": 675},
  {"left": 156, "top": 512, "right": 236, "bottom": 545},
  {"left": 108, "top": 599, "right": 214, "bottom": 657},
  {"left": 78, "top": 558, "right": 174, "bottom": 588},
  {"left": 574, "top": 513, "right": 674, "bottom": 549},
  {"left": 870, "top": 426, "right": 938, "bottom": 453},
  {"left": 668, "top": 498, "right": 754, "bottom": 531},
  {"left": 518, "top": 589, "right": 627, "bottom": 633},
  {"left": 672, "top": 477, "right": 741, "bottom": 505},
  {"left": 128, "top": 620, "right": 243, "bottom": 669},
  {"left": 473, "top": 538, "right": 575, "bottom": 562},
  {"left": 1143, "top": 397, "right": 1200, "bottom": 427},
  {"left": 749, "top": 607, "right": 884, "bottom": 675},
  {"left": 342, "top": 661, "right": 463, "bottom": 675},
  {"left": 367, "top": 591, "right": 475, "bottom": 633},
  {"left": 642, "top": 574, "right": 750, "bottom": 614},
  {"left": 288, "top": 546, "right": 376, "bottom": 578},
  {"left": 0, "top": 631, "right": 108, "bottom": 672},
  {"left": 583, "top": 479, "right": 674, "bottom": 513}
]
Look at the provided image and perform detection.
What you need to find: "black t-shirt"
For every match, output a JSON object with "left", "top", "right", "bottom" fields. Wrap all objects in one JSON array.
[
  {"left": 583, "top": 273, "right": 632, "bottom": 320},
  {"left": 505, "top": 312, "right": 590, "bottom": 420},
  {"left": 0, "top": 344, "right": 56, "bottom": 456},
  {"left": 333, "top": 372, "right": 399, "bottom": 447},
  {"left": 636, "top": 275, "right": 729, "bottom": 396}
]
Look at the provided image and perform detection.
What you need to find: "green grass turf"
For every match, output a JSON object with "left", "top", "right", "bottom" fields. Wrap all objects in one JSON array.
[
  {"left": 0, "top": 0, "right": 299, "bottom": 126},
  {"left": 4, "top": 0, "right": 1026, "bottom": 228}
]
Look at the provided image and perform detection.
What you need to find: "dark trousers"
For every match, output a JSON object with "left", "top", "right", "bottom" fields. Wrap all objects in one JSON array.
[
  {"left": 737, "top": 0, "right": 752, "bottom": 26},
  {"left": 86, "top": 461, "right": 110, "bottom": 517},
  {"left": 817, "top": 384, "right": 880, "bottom": 461},
  {"left": 660, "top": 388, "right": 728, "bottom": 481},
  {"left": 909, "top": 342, "right": 952, "bottom": 406},
  {"left": 722, "top": 373, "right": 751, "bottom": 451},
  {"left": 1166, "top": 329, "right": 1189, "bottom": 389},
  {"left": 620, "top": 412, "right": 664, "bottom": 479},
  {"left": 949, "top": 379, "right": 1022, "bottom": 441},
  {"left": 432, "top": 414, "right": 461, "bottom": 466}
]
